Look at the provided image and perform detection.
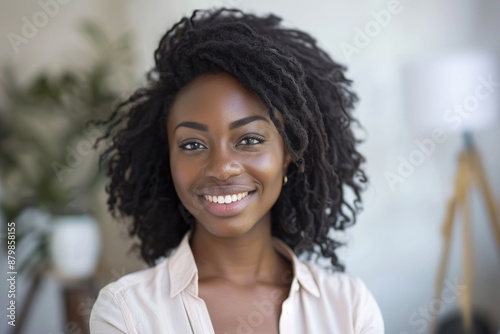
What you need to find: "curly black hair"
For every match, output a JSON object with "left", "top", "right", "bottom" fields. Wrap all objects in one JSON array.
[{"left": 90, "top": 7, "right": 367, "bottom": 272}]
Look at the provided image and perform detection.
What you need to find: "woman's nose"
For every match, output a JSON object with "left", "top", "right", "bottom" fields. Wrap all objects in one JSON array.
[{"left": 205, "top": 146, "right": 242, "bottom": 181}]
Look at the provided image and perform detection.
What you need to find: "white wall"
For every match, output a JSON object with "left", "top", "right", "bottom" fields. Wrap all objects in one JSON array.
[{"left": 1, "top": 0, "right": 499, "bottom": 333}]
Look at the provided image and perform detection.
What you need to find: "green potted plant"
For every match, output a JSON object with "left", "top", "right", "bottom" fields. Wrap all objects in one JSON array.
[{"left": 0, "top": 20, "right": 135, "bottom": 279}]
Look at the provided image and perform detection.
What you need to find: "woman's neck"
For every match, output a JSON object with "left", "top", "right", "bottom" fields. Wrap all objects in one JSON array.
[{"left": 189, "top": 221, "right": 291, "bottom": 286}]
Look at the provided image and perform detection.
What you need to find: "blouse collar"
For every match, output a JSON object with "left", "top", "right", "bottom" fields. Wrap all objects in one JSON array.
[{"left": 168, "top": 230, "right": 320, "bottom": 298}]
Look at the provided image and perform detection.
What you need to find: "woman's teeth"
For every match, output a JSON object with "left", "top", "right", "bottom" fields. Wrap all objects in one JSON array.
[{"left": 204, "top": 192, "right": 250, "bottom": 204}]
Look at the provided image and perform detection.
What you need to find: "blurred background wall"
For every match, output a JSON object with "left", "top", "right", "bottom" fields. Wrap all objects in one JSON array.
[{"left": 1, "top": 0, "right": 499, "bottom": 333}]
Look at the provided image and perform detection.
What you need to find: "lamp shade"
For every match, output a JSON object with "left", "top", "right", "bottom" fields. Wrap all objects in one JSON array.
[{"left": 404, "top": 51, "right": 499, "bottom": 133}]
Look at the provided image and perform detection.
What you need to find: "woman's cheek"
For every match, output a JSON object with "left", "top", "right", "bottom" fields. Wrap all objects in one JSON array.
[
  {"left": 170, "top": 159, "right": 191, "bottom": 194},
  {"left": 249, "top": 150, "right": 283, "bottom": 176}
]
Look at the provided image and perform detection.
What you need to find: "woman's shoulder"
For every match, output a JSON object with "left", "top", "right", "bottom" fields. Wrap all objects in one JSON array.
[
  {"left": 302, "top": 261, "right": 385, "bottom": 332},
  {"left": 96, "top": 258, "right": 170, "bottom": 298},
  {"left": 90, "top": 258, "right": 182, "bottom": 333},
  {"left": 305, "top": 261, "right": 372, "bottom": 298}
]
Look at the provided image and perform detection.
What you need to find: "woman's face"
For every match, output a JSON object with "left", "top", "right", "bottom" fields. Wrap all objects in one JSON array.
[{"left": 167, "top": 73, "right": 291, "bottom": 238}]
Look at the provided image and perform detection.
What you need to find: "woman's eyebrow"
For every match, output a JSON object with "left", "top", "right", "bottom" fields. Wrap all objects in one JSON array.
[
  {"left": 174, "top": 115, "right": 270, "bottom": 132},
  {"left": 228, "top": 115, "right": 270, "bottom": 130},
  {"left": 175, "top": 121, "right": 208, "bottom": 132}
]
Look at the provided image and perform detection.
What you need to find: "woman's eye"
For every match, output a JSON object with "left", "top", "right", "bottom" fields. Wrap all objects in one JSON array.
[
  {"left": 179, "top": 141, "right": 206, "bottom": 150},
  {"left": 238, "top": 136, "right": 265, "bottom": 146}
]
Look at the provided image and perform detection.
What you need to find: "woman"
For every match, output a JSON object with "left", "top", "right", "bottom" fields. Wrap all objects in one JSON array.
[{"left": 90, "top": 7, "right": 384, "bottom": 334}]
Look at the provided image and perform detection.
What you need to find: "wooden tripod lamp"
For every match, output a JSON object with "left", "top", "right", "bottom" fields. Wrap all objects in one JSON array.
[
  {"left": 432, "top": 131, "right": 500, "bottom": 332},
  {"left": 404, "top": 50, "right": 500, "bottom": 333}
]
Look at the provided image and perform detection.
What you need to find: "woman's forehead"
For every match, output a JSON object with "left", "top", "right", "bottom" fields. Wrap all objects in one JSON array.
[{"left": 168, "top": 73, "right": 269, "bottom": 120}]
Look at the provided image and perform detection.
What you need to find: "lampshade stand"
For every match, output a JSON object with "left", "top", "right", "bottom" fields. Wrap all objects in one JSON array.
[{"left": 430, "top": 131, "right": 500, "bottom": 333}]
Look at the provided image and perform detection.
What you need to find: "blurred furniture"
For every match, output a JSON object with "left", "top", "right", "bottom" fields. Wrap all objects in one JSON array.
[
  {"left": 10, "top": 272, "right": 98, "bottom": 334},
  {"left": 436, "top": 309, "right": 496, "bottom": 334},
  {"left": 62, "top": 278, "right": 99, "bottom": 334}
]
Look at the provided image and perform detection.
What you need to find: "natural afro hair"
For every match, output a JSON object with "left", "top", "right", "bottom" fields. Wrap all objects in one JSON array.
[{"left": 90, "top": 7, "right": 367, "bottom": 272}]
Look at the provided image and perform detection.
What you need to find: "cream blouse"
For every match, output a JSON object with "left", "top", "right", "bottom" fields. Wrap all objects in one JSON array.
[{"left": 90, "top": 231, "right": 384, "bottom": 333}]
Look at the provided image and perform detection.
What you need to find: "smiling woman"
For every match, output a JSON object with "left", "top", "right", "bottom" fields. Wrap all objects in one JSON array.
[{"left": 89, "top": 7, "right": 384, "bottom": 334}]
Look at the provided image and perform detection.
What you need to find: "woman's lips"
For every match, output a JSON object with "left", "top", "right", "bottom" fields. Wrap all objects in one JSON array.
[{"left": 200, "top": 191, "right": 254, "bottom": 217}]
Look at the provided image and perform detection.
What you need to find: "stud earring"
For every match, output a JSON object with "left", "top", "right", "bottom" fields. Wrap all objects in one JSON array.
[{"left": 283, "top": 175, "right": 288, "bottom": 185}]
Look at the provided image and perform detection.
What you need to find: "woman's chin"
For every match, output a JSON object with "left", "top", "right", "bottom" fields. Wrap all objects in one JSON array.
[{"left": 195, "top": 219, "right": 258, "bottom": 239}]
